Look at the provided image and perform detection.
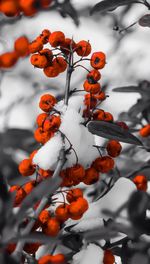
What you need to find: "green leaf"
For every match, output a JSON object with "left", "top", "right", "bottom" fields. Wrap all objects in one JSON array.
[
  {"left": 87, "top": 121, "right": 142, "bottom": 145},
  {"left": 139, "top": 14, "right": 150, "bottom": 28},
  {"left": 90, "top": 0, "right": 139, "bottom": 15}
]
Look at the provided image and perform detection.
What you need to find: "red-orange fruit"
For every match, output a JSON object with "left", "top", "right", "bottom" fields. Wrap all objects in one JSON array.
[
  {"left": 83, "top": 167, "right": 99, "bottom": 185},
  {"left": 76, "top": 40, "right": 91, "bottom": 57},
  {"left": 49, "top": 31, "right": 65, "bottom": 47},
  {"left": 90, "top": 52, "right": 106, "bottom": 69},
  {"left": 133, "top": 175, "right": 147, "bottom": 192},
  {"left": 66, "top": 188, "right": 83, "bottom": 203},
  {"left": 18, "top": 159, "right": 35, "bottom": 176},
  {"left": 92, "top": 156, "right": 114, "bottom": 173},
  {"left": 106, "top": 140, "right": 122, "bottom": 158}
]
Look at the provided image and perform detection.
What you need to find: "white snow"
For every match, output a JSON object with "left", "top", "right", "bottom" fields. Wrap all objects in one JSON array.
[
  {"left": 72, "top": 243, "right": 104, "bottom": 264},
  {"left": 33, "top": 133, "right": 63, "bottom": 170},
  {"left": 81, "top": 178, "right": 136, "bottom": 220},
  {"left": 59, "top": 106, "right": 98, "bottom": 168}
]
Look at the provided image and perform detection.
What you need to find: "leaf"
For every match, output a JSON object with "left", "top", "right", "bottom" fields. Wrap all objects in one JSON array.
[
  {"left": 1, "top": 128, "right": 36, "bottom": 152},
  {"left": 118, "top": 112, "right": 141, "bottom": 123},
  {"left": 113, "top": 85, "right": 144, "bottom": 93},
  {"left": 87, "top": 121, "right": 142, "bottom": 145},
  {"left": 62, "top": 234, "right": 83, "bottom": 251},
  {"left": 59, "top": 0, "right": 79, "bottom": 26},
  {"left": 90, "top": 0, "right": 139, "bottom": 15},
  {"left": 128, "top": 100, "right": 150, "bottom": 117},
  {"left": 139, "top": 14, "right": 150, "bottom": 27},
  {"left": 113, "top": 82, "right": 150, "bottom": 96}
]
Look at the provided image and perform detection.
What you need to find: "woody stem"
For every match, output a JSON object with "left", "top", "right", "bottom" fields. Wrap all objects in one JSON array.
[{"left": 64, "top": 48, "right": 74, "bottom": 106}]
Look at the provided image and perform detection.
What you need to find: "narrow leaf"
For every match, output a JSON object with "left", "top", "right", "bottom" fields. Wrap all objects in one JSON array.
[
  {"left": 90, "top": 0, "right": 139, "bottom": 15},
  {"left": 139, "top": 14, "right": 150, "bottom": 27},
  {"left": 113, "top": 86, "right": 143, "bottom": 93},
  {"left": 88, "top": 121, "right": 142, "bottom": 145}
]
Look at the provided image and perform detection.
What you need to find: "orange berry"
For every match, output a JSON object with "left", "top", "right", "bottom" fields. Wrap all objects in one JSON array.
[
  {"left": 87, "top": 69, "right": 101, "bottom": 82},
  {"left": 34, "top": 127, "right": 54, "bottom": 144},
  {"left": 39, "top": 94, "right": 57, "bottom": 112},
  {"left": 51, "top": 254, "right": 66, "bottom": 264},
  {"left": 93, "top": 110, "right": 113, "bottom": 122},
  {"left": 19, "top": 0, "right": 37, "bottom": 16},
  {"left": 24, "top": 243, "right": 41, "bottom": 254},
  {"left": 106, "top": 140, "right": 122, "bottom": 158},
  {"left": 6, "top": 243, "right": 16, "bottom": 254},
  {"left": 84, "top": 94, "right": 97, "bottom": 109},
  {"left": 29, "top": 40, "right": 43, "bottom": 54},
  {"left": 0, "top": 0, "right": 19, "bottom": 17},
  {"left": 40, "top": 0, "right": 52, "bottom": 8},
  {"left": 133, "top": 175, "right": 147, "bottom": 192},
  {"left": 83, "top": 80, "right": 101, "bottom": 94},
  {"left": 76, "top": 40, "right": 91, "bottom": 57},
  {"left": 37, "top": 29, "right": 51, "bottom": 44},
  {"left": 94, "top": 91, "right": 106, "bottom": 101},
  {"left": 39, "top": 48, "right": 53, "bottom": 62},
  {"left": 38, "top": 168, "right": 53, "bottom": 179},
  {"left": 43, "top": 217, "right": 60, "bottom": 236},
  {"left": 49, "top": 31, "right": 65, "bottom": 47},
  {"left": 77, "top": 197, "right": 89, "bottom": 212},
  {"left": 14, "top": 36, "right": 30, "bottom": 57},
  {"left": 36, "top": 113, "right": 49, "bottom": 127},
  {"left": 68, "top": 197, "right": 88, "bottom": 218},
  {"left": 43, "top": 65, "right": 60, "bottom": 78},
  {"left": 55, "top": 204, "right": 69, "bottom": 222},
  {"left": 90, "top": 52, "right": 106, "bottom": 69},
  {"left": 30, "top": 54, "right": 49, "bottom": 68},
  {"left": 66, "top": 188, "right": 83, "bottom": 203},
  {"left": 53, "top": 57, "right": 67, "bottom": 73},
  {"left": 93, "top": 109, "right": 105, "bottom": 120},
  {"left": 92, "top": 156, "right": 114, "bottom": 173},
  {"left": 18, "top": 159, "right": 35, "bottom": 176},
  {"left": 9, "top": 185, "right": 26, "bottom": 207},
  {"left": 43, "top": 115, "right": 61, "bottom": 132},
  {"left": 23, "top": 180, "right": 36, "bottom": 194},
  {"left": 69, "top": 164, "right": 85, "bottom": 182},
  {"left": 103, "top": 250, "right": 115, "bottom": 264},
  {"left": 116, "top": 121, "right": 129, "bottom": 130},
  {"left": 60, "top": 38, "right": 76, "bottom": 55},
  {"left": 38, "top": 254, "right": 66, "bottom": 264},
  {"left": 83, "top": 167, "right": 99, "bottom": 185},
  {"left": 68, "top": 201, "right": 82, "bottom": 218},
  {"left": 139, "top": 124, "right": 150, "bottom": 137},
  {"left": 38, "top": 255, "right": 52, "bottom": 264},
  {"left": 0, "top": 52, "right": 18, "bottom": 68},
  {"left": 104, "top": 112, "right": 114, "bottom": 122},
  {"left": 38, "top": 210, "right": 51, "bottom": 224}
]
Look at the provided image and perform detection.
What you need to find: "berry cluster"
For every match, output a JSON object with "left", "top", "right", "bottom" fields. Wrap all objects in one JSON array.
[
  {"left": 0, "top": 0, "right": 53, "bottom": 17},
  {"left": 0, "top": 36, "right": 30, "bottom": 69},
  {"left": 8, "top": 29, "right": 128, "bottom": 263}
]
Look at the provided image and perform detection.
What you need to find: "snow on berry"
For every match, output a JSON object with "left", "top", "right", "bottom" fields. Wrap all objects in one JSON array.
[{"left": 33, "top": 133, "right": 63, "bottom": 170}]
